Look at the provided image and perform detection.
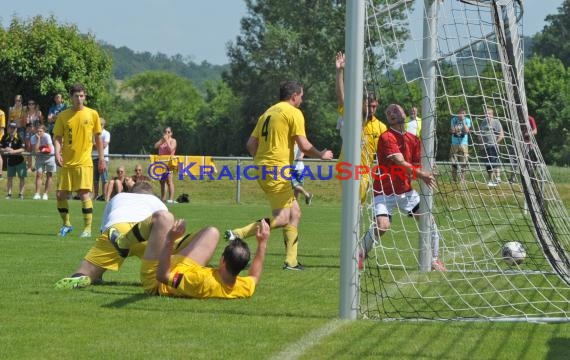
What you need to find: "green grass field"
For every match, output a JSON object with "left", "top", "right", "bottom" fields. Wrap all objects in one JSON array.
[{"left": 1, "top": 161, "right": 570, "bottom": 359}]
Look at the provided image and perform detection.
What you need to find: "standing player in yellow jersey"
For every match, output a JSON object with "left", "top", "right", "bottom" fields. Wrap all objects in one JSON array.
[
  {"left": 335, "top": 51, "right": 388, "bottom": 204},
  {"left": 54, "top": 83, "right": 106, "bottom": 238},
  {"left": 225, "top": 80, "right": 333, "bottom": 270}
]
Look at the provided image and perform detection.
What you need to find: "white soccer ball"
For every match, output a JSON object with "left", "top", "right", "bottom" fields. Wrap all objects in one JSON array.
[{"left": 502, "top": 241, "right": 526, "bottom": 266}]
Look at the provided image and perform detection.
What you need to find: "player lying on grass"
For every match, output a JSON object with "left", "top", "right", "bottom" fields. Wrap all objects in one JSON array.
[
  {"left": 55, "top": 180, "right": 193, "bottom": 289},
  {"left": 139, "top": 218, "right": 270, "bottom": 299}
]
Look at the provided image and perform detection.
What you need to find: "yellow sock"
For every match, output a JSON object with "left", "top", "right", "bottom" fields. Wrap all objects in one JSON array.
[
  {"left": 234, "top": 218, "right": 276, "bottom": 239},
  {"left": 81, "top": 199, "right": 93, "bottom": 233},
  {"left": 283, "top": 225, "right": 299, "bottom": 266},
  {"left": 57, "top": 199, "right": 71, "bottom": 226},
  {"left": 233, "top": 222, "right": 259, "bottom": 239}
]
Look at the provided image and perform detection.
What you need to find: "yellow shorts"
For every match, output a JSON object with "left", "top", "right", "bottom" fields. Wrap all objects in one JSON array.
[
  {"left": 256, "top": 167, "right": 295, "bottom": 210},
  {"left": 84, "top": 222, "right": 147, "bottom": 271},
  {"left": 58, "top": 166, "right": 94, "bottom": 191},
  {"left": 84, "top": 217, "right": 190, "bottom": 272}
]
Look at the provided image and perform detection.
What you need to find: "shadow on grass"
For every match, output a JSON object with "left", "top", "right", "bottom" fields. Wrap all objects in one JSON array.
[
  {"left": 547, "top": 337, "right": 570, "bottom": 360},
  {"left": 100, "top": 293, "right": 149, "bottom": 308}
]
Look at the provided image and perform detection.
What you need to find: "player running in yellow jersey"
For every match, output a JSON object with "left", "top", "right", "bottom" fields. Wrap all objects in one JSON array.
[
  {"left": 335, "top": 51, "right": 388, "bottom": 204},
  {"left": 225, "top": 80, "right": 333, "bottom": 270},
  {"left": 53, "top": 83, "right": 106, "bottom": 238}
]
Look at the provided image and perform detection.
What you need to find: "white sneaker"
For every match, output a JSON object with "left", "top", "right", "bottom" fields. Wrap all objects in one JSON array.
[
  {"left": 487, "top": 181, "right": 497, "bottom": 187},
  {"left": 33, "top": 193, "right": 41, "bottom": 200},
  {"left": 42, "top": 193, "right": 48, "bottom": 200}
]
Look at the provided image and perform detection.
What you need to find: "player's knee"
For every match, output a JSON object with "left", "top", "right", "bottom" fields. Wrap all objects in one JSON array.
[
  {"left": 204, "top": 226, "right": 220, "bottom": 242},
  {"left": 152, "top": 210, "right": 174, "bottom": 226}
]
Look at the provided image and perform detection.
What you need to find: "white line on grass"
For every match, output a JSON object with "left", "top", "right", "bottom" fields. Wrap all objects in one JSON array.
[{"left": 270, "top": 319, "right": 350, "bottom": 360}]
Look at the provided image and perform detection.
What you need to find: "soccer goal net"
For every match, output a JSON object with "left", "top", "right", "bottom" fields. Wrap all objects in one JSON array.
[{"left": 358, "top": 0, "right": 570, "bottom": 321}]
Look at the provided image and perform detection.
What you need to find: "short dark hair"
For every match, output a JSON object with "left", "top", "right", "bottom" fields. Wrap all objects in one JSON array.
[
  {"left": 279, "top": 80, "right": 303, "bottom": 101},
  {"left": 222, "top": 238, "right": 251, "bottom": 276},
  {"left": 131, "top": 180, "right": 154, "bottom": 195},
  {"left": 69, "top": 83, "right": 86, "bottom": 95}
]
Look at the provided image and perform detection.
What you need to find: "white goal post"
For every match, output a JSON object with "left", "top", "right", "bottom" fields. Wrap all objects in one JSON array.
[{"left": 341, "top": 0, "right": 570, "bottom": 322}]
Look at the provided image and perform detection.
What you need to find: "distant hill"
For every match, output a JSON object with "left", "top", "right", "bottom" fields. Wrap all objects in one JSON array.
[{"left": 101, "top": 43, "right": 228, "bottom": 89}]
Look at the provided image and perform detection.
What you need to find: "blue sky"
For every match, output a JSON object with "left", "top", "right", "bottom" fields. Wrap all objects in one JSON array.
[{"left": 0, "top": 0, "right": 564, "bottom": 65}]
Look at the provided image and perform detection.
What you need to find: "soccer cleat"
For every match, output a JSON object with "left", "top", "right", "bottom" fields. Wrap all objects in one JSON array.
[
  {"left": 224, "top": 229, "right": 238, "bottom": 241},
  {"left": 54, "top": 275, "right": 91, "bottom": 289},
  {"left": 80, "top": 231, "right": 92, "bottom": 238},
  {"left": 283, "top": 262, "right": 305, "bottom": 271},
  {"left": 431, "top": 259, "right": 447, "bottom": 272},
  {"left": 305, "top": 193, "right": 313, "bottom": 206},
  {"left": 166, "top": 199, "right": 178, "bottom": 204},
  {"left": 33, "top": 193, "right": 41, "bottom": 200},
  {"left": 5, "top": 194, "right": 11, "bottom": 199},
  {"left": 487, "top": 181, "right": 497, "bottom": 187},
  {"left": 58, "top": 225, "right": 73, "bottom": 237},
  {"left": 42, "top": 193, "right": 48, "bottom": 200},
  {"left": 18, "top": 194, "right": 24, "bottom": 200},
  {"left": 108, "top": 227, "right": 129, "bottom": 258}
]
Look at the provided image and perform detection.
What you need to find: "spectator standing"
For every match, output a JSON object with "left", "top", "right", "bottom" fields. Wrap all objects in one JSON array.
[
  {"left": 25, "top": 100, "right": 43, "bottom": 171},
  {"left": 405, "top": 105, "right": 422, "bottom": 138},
  {"left": 478, "top": 107, "right": 504, "bottom": 187},
  {"left": 449, "top": 107, "right": 471, "bottom": 183},
  {"left": 30, "top": 125, "right": 56, "bottom": 200},
  {"left": 0, "top": 122, "right": 26, "bottom": 199},
  {"left": 9, "top": 95, "right": 26, "bottom": 142},
  {"left": 92, "top": 118, "right": 110, "bottom": 201},
  {"left": 508, "top": 114, "right": 538, "bottom": 183},
  {"left": 53, "top": 83, "right": 105, "bottom": 238},
  {"left": 154, "top": 126, "right": 177, "bottom": 204},
  {"left": 0, "top": 107, "right": 5, "bottom": 180},
  {"left": 46, "top": 93, "right": 67, "bottom": 136}
]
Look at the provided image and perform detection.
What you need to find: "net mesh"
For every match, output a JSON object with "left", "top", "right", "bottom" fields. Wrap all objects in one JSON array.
[{"left": 358, "top": 0, "right": 570, "bottom": 321}]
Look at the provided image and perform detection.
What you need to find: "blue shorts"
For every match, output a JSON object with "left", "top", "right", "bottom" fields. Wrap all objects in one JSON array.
[
  {"left": 485, "top": 146, "right": 500, "bottom": 171},
  {"left": 93, "top": 158, "right": 109, "bottom": 183}
]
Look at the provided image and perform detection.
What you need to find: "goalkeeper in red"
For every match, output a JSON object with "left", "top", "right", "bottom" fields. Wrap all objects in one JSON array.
[{"left": 361, "top": 104, "right": 446, "bottom": 272}]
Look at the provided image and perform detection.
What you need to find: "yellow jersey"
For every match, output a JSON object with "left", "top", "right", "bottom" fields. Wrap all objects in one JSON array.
[
  {"left": 338, "top": 106, "right": 387, "bottom": 167},
  {"left": 162, "top": 256, "right": 256, "bottom": 299},
  {"left": 251, "top": 101, "right": 306, "bottom": 168},
  {"left": 54, "top": 106, "right": 102, "bottom": 167},
  {"left": 0, "top": 110, "right": 5, "bottom": 137}
]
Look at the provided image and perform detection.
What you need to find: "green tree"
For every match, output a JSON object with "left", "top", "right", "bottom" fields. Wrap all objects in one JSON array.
[
  {"left": 224, "top": 0, "right": 410, "bottom": 156},
  {"left": 524, "top": 55, "right": 570, "bottom": 165},
  {"left": 193, "top": 80, "right": 244, "bottom": 155},
  {"left": 0, "top": 15, "right": 112, "bottom": 112},
  {"left": 532, "top": 0, "right": 570, "bottom": 67},
  {"left": 109, "top": 71, "right": 204, "bottom": 154}
]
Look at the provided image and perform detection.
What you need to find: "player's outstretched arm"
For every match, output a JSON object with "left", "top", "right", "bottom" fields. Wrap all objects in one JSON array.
[
  {"left": 157, "top": 219, "right": 186, "bottom": 284},
  {"left": 248, "top": 219, "right": 270, "bottom": 284}
]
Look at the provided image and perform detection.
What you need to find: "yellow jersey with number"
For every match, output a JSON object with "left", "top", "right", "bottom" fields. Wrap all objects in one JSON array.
[
  {"left": 251, "top": 101, "right": 306, "bottom": 168},
  {"left": 54, "top": 106, "right": 102, "bottom": 167}
]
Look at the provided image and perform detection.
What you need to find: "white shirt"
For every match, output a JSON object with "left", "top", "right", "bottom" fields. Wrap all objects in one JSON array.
[
  {"left": 100, "top": 192, "right": 167, "bottom": 232},
  {"left": 92, "top": 129, "right": 111, "bottom": 161},
  {"left": 30, "top": 133, "right": 54, "bottom": 155}
]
